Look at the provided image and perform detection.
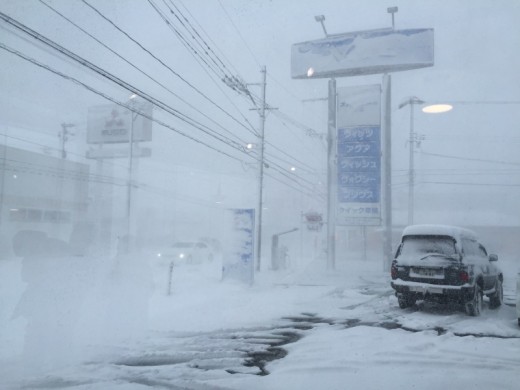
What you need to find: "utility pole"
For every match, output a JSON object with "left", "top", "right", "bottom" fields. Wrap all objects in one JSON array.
[
  {"left": 398, "top": 96, "right": 424, "bottom": 226},
  {"left": 59, "top": 123, "right": 75, "bottom": 159},
  {"left": 256, "top": 66, "right": 267, "bottom": 272},
  {"left": 224, "top": 67, "right": 271, "bottom": 272}
]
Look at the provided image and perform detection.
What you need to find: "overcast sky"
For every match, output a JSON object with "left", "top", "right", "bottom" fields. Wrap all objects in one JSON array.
[{"left": 1, "top": 0, "right": 520, "bottom": 234}]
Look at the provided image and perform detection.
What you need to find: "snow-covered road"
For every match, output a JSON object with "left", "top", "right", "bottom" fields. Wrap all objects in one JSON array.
[{"left": 1, "top": 254, "right": 519, "bottom": 389}]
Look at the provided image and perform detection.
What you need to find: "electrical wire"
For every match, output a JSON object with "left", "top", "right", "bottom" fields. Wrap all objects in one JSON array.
[
  {"left": 2, "top": 7, "right": 325, "bottom": 199},
  {"left": 155, "top": 1, "right": 325, "bottom": 180},
  {"left": 1, "top": 43, "right": 320, "bottom": 198},
  {"left": 420, "top": 150, "right": 520, "bottom": 166},
  {"left": 80, "top": 0, "right": 259, "bottom": 138},
  {"left": 0, "top": 42, "right": 251, "bottom": 165},
  {"left": 216, "top": 0, "right": 261, "bottom": 68},
  {"left": 37, "top": 0, "right": 252, "bottom": 147},
  {"left": 168, "top": 0, "right": 236, "bottom": 76},
  {"left": 0, "top": 11, "right": 255, "bottom": 157},
  {"left": 144, "top": 0, "right": 260, "bottom": 137}
]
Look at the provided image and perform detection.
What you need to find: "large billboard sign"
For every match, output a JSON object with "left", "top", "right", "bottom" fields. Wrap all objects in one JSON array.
[
  {"left": 87, "top": 103, "right": 153, "bottom": 144},
  {"left": 336, "top": 85, "right": 381, "bottom": 226},
  {"left": 291, "top": 28, "right": 434, "bottom": 79}
]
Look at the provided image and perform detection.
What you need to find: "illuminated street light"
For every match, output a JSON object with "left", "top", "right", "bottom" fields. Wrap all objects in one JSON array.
[
  {"left": 399, "top": 97, "right": 455, "bottom": 225},
  {"left": 422, "top": 103, "right": 453, "bottom": 114}
]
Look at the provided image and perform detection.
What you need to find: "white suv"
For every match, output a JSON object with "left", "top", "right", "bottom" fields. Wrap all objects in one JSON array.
[{"left": 391, "top": 224, "right": 503, "bottom": 316}]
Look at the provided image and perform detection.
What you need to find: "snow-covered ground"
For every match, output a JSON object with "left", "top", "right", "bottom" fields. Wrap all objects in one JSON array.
[{"left": 0, "top": 252, "right": 519, "bottom": 389}]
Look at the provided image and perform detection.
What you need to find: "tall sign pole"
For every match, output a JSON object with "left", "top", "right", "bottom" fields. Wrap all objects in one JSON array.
[{"left": 327, "top": 78, "right": 337, "bottom": 269}]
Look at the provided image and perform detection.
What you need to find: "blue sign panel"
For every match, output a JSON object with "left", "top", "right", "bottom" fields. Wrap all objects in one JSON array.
[
  {"left": 222, "top": 208, "right": 255, "bottom": 284},
  {"left": 336, "top": 85, "right": 381, "bottom": 226},
  {"left": 337, "top": 126, "right": 381, "bottom": 204}
]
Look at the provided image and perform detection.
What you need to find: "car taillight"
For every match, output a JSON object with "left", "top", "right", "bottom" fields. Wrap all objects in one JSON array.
[
  {"left": 459, "top": 270, "right": 470, "bottom": 283},
  {"left": 391, "top": 262, "right": 398, "bottom": 280}
]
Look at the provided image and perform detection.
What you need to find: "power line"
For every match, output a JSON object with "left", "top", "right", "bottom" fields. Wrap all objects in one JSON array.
[
  {"left": 418, "top": 181, "right": 520, "bottom": 187},
  {"left": 152, "top": 2, "right": 325, "bottom": 180},
  {"left": 148, "top": 0, "right": 258, "bottom": 136},
  {"left": 1, "top": 43, "right": 320, "bottom": 197},
  {"left": 0, "top": 11, "right": 255, "bottom": 156},
  {"left": 216, "top": 0, "right": 261, "bottom": 68},
  {"left": 148, "top": 0, "right": 226, "bottom": 80},
  {"left": 37, "top": 0, "right": 251, "bottom": 147},
  {"left": 2, "top": 8, "right": 323, "bottom": 198},
  {"left": 0, "top": 42, "right": 251, "bottom": 165},
  {"left": 420, "top": 150, "right": 520, "bottom": 166},
  {"left": 176, "top": 0, "right": 242, "bottom": 76},
  {"left": 80, "top": 0, "right": 258, "bottom": 138},
  {"left": 168, "top": 0, "right": 236, "bottom": 75}
]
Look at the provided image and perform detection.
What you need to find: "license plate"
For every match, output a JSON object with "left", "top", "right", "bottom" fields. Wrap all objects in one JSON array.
[
  {"left": 409, "top": 286, "right": 444, "bottom": 294},
  {"left": 410, "top": 267, "right": 444, "bottom": 279}
]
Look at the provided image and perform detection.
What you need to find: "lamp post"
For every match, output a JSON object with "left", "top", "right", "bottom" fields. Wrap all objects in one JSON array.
[
  {"left": 398, "top": 96, "right": 424, "bottom": 225},
  {"left": 125, "top": 94, "right": 138, "bottom": 252}
]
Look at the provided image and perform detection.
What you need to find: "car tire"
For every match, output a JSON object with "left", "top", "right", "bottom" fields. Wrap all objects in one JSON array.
[
  {"left": 489, "top": 278, "right": 503, "bottom": 309},
  {"left": 465, "top": 285, "right": 483, "bottom": 316},
  {"left": 397, "top": 293, "right": 416, "bottom": 309}
]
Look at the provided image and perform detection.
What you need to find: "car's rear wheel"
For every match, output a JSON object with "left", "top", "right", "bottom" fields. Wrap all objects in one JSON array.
[
  {"left": 397, "top": 293, "right": 416, "bottom": 309},
  {"left": 465, "top": 285, "right": 483, "bottom": 316},
  {"left": 489, "top": 278, "right": 503, "bottom": 309}
]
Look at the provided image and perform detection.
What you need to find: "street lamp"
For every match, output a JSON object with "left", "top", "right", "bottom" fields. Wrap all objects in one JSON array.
[
  {"left": 398, "top": 96, "right": 424, "bottom": 225},
  {"left": 125, "top": 93, "right": 138, "bottom": 252},
  {"left": 314, "top": 15, "right": 328, "bottom": 37},
  {"left": 422, "top": 103, "right": 453, "bottom": 114},
  {"left": 399, "top": 97, "right": 454, "bottom": 225}
]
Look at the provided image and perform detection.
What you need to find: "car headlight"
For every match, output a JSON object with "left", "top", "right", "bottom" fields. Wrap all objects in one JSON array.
[
  {"left": 157, "top": 252, "right": 162, "bottom": 258},
  {"left": 179, "top": 253, "right": 185, "bottom": 259}
]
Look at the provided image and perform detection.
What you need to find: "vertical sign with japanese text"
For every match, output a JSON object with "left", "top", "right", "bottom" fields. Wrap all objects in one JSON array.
[
  {"left": 222, "top": 208, "right": 255, "bottom": 284},
  {"left": 336, "top": 85, "right": 381, "bottom": 226}
]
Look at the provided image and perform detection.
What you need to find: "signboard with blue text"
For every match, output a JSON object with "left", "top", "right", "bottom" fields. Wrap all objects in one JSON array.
[
  {"left": 336, "top": 85, "right": 381, "bottom": 226},
  {"left": 221, "top": 208, "right": 255, "bottom": 284}
]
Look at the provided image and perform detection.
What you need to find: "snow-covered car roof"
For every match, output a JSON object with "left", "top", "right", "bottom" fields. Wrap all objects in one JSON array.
[{"left": 402, "top": 224, "right": 478, "bottom": 242}]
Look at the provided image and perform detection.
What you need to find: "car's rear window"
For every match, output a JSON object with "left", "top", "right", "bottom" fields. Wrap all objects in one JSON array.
[{"left": 399, "top": 235, "right": 456, "bottom": 258}]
